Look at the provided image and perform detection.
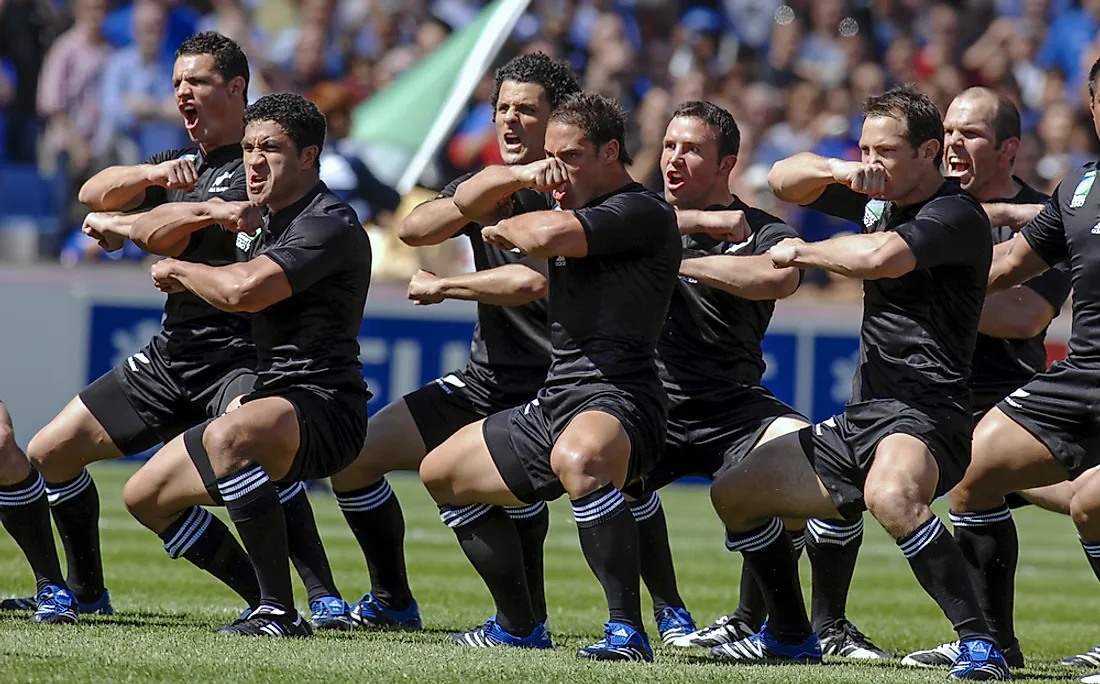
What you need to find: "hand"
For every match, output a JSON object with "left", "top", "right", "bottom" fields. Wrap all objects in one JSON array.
[
  {"left": 511, "top": 157, "right": 569, "bottom": 193},
  {"left": 149, "top": 158, "right": 198, "bottom": 191},
  {"left": 214, "top": 201, "right": 264, "bottom": 234},
  {"left": 150, "top": 259, "right": 185, "bottom": 293},
  {"left": 407, "top": 269, "right": 444, "bottom": 305},
  {"left": 769, "top": 237, "right": 806, "bottom": 268},
  {"left": 695, "top": 210, "right": 750, "bottom": 243},
  {"left": 829, "top": 159, "right": 887, "bottom": 197},
  {"left": 81, "top": 212, "right": 125, "bottom": 252},
  {"left": 481, "top": 224, "right": 518, "bottom": 251}
]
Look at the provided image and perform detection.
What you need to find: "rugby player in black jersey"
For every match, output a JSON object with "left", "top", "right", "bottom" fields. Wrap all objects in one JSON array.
[
  {"left": 325, "top": 53, "right": 578, "bottom": 634},
  {"left": 420, "top": 93, "right": 681, "bottom": 661},
  {"left": 627, "top": 101, "right": 887, "bottom": 659},
  {"left": 903, "top": 87, "right": 1070, "bottom": 670},
  {"left": 17, "top": 34, "right": 348, "bottom": 629},
  {"left": 707, "top": 86, "right": 1007, "bottom": 680},
  {"left": 949, "top": 59, "right": 1100, "bottom": 676},
  {"left": 120, "top": 93, "right": 371, "bottom": 638}
]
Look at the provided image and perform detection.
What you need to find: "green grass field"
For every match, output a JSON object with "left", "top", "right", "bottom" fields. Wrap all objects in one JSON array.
[{"left": 0, "top": 463, "right": 1093, "bottom": 682}]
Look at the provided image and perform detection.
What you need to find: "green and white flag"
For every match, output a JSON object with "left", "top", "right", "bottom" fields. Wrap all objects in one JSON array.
[{"left": 350, "top": 0, "right": 532, "bottom": 193}]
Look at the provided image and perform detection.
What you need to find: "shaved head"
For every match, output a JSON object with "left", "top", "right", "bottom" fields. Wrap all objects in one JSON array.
[{"left": 955, "top": 87, "right": 1021, "bottom": 145}]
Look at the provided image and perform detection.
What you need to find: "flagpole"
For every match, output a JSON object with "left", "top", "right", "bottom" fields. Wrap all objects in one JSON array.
[{"left": 395, "top": 0, "right": 532, "bottom": 194}]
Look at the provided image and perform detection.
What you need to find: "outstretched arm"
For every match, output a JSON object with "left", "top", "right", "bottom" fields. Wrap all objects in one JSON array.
[
  {"left": 982, "top": 202, "right": 1045, "bottom": 232},
  {"left": 79, "top": 157, "right": 198, "bottom": 212},
  {"left": 151, "top": 256, "right": 291, "bottom": 313},
  {"left": 769, "top": 233, "right": 917, "bottom": 280},
  {"left": 979, "top": 286, "right": 1057, "bottom": 339},
  {"left": 482, "top": 210, "right": 588, "bottom": 259},
  {"left": 987, "top": 234, "right": 1051, "bottom": 295},
  {"left": 398, "top": 197, "right": 471, "bottom": 246},
  {"left": 407, "top": 259, "right": 548, "bottom": 306},
  {"left": 130, "top": 200, "right": 261, "bottom": 256},
  {"left": 768, "top": 153, "right": 886, "bottom": 207},
  {"left": 679, "top": 254, "right": 800, "bottom": 300}
]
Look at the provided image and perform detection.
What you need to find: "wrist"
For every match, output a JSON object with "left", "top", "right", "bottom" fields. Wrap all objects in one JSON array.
[
  {"left": 826, "top": 158, "right": 847, "bottom": 184},
  {"left": 143, "top": 165, "right": 165, "bottom": 187}
]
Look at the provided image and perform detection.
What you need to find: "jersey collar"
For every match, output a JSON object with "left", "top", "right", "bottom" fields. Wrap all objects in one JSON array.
[
  {"left": 265, "top": 182, "right": 326, "bottom": 236},
  {"left": 197, "top": 142, "right": 243, "bottom": 170}
]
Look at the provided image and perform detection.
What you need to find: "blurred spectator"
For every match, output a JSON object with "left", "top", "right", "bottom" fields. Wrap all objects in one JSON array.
[
  {"left": 1038, "top": 0, "right": 1100, "bottom": 94},
  {"left": 446, "top": 73, "right": 502, "bottom": 175},
  {"left": 37, "top": 0, "right": 111, "bottom": 177},
  {"left": 96, "top": 0, "right": 187, "bottom": 163},
  {"left": 0, "top": 0, "right": 50, "bottom": 163},
  {"left": 795, "top": 0, "right": 848, "bottom": 88}
]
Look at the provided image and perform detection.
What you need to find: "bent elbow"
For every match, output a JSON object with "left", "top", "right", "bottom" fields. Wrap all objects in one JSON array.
[
  {"left": 78, "top": 185, "right": 103, "bottom": 210},
  {"left": 772, "top": 270, "right": 801, "bottom": 299},
  {"left": 225, "top": 276, "right": 266, "bottom": 313},
  {"left": 397, "top": 218, "right": 428, "bottom": 246}
]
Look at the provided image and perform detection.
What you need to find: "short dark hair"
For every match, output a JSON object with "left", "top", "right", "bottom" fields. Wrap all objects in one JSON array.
[
  {"left": 491, "top": 52, "right": 581, "bottom": 113},
  {"left": 176, "top": 31, "right": 250, "bottom": 99},
  {"left": 549, "top": 92, "right": 633, "bottom": 165},
  {"left": 245, "top": 93, "right": 327, "bottom": 161},
  {"left": 671, "top": 100, "right": 741, "bottom": 157},
  {"left": 1089, "top": 56, "right": 1100, "bottom": 100},
  {"left": 863, "top": 85, "right": 944, "bottom": 166}
]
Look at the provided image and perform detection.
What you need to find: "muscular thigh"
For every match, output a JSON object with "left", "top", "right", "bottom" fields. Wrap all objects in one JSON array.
[
  {"left": 202, "top": 396, "right": 301, "bottom": 480},
  {"left": 711, "top": 430, "right": 841, "bottom": 522},
  {"left": 419, "top": 419, "right": 523, "bottom": 507}
]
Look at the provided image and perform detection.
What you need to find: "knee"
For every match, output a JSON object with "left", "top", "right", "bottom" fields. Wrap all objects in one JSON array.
[
  {"left": 709, "top": 467, "right": 757, "bottom": 529},
  {"left": 201, "top": 420, "right": 250, "bottom": 475},
  {"left": 418, "top": 451, "right": 456, "bottom": 504},
  {"left": 25, "top": 426, "right": 57, "bottom": 471},
  {"left": 122, "top": 471, "right": 159, "bottom": 525},
  {"left": 550, "top": 442, "right": 604, "bottom": 498},
  {"left": 1070, "top": 492, "right": 1099, "bottom": 531},
  {"left": 865, "top": 479, "right": 926, "bottom": 536}
]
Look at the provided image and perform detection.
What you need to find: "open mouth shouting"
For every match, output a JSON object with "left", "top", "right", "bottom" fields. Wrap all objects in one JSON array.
[
  {"left": 946, "top": 153, "right": 971, "bottom": 179},
  {"left": 665, "top": 167, "right": 685, "bottom": 193},
  {"left": 179, "top": 101, "right": 200, "bottom": 131}
]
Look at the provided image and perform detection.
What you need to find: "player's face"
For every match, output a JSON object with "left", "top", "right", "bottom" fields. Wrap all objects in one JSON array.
[
  {"left": 859, "top": 115, "right": 934, "bottom": 201},
  {"left": 173, "top": 54, "right": 243, "bottom": 147},
  {"left": 242, "top": 120, "right": 318, "bottom": 210},
  {"left": 661, "top": 116, "right": 733, "bottom": 208},
  {"left": 943, "top": 96, "right": 1002, "bottom": 197},
  {"left": 494, "top": 81, "right": 552, "bottom": 166},
  {"left": 544, "top": 121, "right": 612, "bottom": 209}
]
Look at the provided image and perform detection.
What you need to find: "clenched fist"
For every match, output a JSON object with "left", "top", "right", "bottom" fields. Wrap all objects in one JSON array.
[
  {"left": 148, "top": 158, "right": 198, "bottom": 191},
  {"left": 511, "top": 157, "right": 569, "bottom": 192},
  {"left": 829, "top": 160, "right": 887, "bottom": 197}
]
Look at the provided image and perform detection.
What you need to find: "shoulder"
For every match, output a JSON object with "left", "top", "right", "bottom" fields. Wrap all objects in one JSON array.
[
  {"left": 922, "top": 185, "right": 986, "bottom": 222},
  {"left": 438, "top": 171, "right": 478, "bottom": 199}
]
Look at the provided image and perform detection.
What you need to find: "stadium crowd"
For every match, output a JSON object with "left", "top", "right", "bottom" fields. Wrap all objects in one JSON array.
[{"left": 1, "top": 0, "right": 1098, "bottom": 290}]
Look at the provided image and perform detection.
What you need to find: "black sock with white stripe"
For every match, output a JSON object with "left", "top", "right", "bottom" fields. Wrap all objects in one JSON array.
[
  {"left": 572, "top": 484, "right": 643, "bottom": 630},
  {"left": 806, "top": 515, "right": 863, "bottom": 633},
  {"left": 218, "top": 464, "right": 294, "bottom": 614},
  {"left": 726, "top": 518, "right": 812, "bottom": 643},
  {"left": 0, "top": 471, "right": 65, "bottom": 592},
  {"left": 279, "top": 482, "right": 340, "bottom": 603},
  {"left": 504, "top": 501, "right": 549, "bottom": 624},
  {"left": 732, "top": 527, "right": 805, "bottom": 630},
  {"left": 157, "top": 506, "right": 261, "bottom": 607},
  {"left": 335, "top": 478, "right": 413, "bottom": 610},
  {"left": 951, "top": 505, "right": 1019, "bottom": 648},
  {"left": 442, "top": 503, "right": 538, "bottom": 636},
  {"left": 1079, "top": 537, "right": 1100, "bottom": 582},
  {"left": 631, "top": 492, "right": 684, "bottom": 614},
  {"left": 46, "top": 469, "right": 105, "bottom": 602},
  {"left": 900, "top": 515, "right": 992, "bottom": 642}
]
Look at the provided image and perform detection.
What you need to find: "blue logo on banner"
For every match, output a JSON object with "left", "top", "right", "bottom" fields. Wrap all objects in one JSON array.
[
  {"left": 87, "top": 305, "right": 164, "bottom": 383},
  {"left": 358, "top": 316, "right": 474, "bottom": 412},
  {"left": 812, "top": 335, "right": 860, "bottom": 422}
]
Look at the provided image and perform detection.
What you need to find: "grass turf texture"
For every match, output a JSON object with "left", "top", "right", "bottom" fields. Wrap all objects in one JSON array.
[{"left": 0, "top": 463, "right": 1092, "bottom": 683}]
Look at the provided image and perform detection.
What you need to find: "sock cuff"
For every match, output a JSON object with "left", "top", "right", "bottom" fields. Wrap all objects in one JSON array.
[
  {"left": 45, "top": 469, "right": 93, "bottom": 506},
  {"left": 628, "top": 491, "right": 662, "bottom": 522},
  {"left": 571, "top": 484, "right": 627, "bottom": 529},
  {"left": 335, "top": 479, "right": 394, "bottom": 513},
  {"left": 790, "top": 528, "right": 807, "bottom": 552},
  {"left": 0, "top": 470, "right": 45, "bottom": 507},
  {"left": 1080, "top": 538, "right": 1100, "bottom": 558},
  {"left": 725, "top": 517, "right": 784, "bottom": 553},
  {"left": 898, "top": 516, "right": 946, "bottom": 559},
  {"left": 439, "top": 503, "right": 493, "bottom": 529},
  {"left": 806, "top": 516, "right": 864, "bottom": 545},
  {"left": 217, "top": 464, "right": 270, "bottom": 503},
  {"left": 276, "top": 481, "right": 306, "bottom": 505},
  {"left": 949, "top": 505, "right": 1012, "bottom": 528},
  {"left": 160, "top": 506, "right": 215, "bottom": 559},
  {"left": 503, "top": 501, "right": 547, "bottom": 520}
]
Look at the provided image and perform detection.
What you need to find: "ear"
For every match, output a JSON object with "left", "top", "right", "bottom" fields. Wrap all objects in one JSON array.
[
  {"left": 604, "top": 138, "right": 620, "bottom": 164},
  {"left": 998, "top": 136, "right": 1020, "bottom": 165},
  {"left": 228, "top": 75, "right": 246, "bottom": 99},
  {"left": 718, "top": 154, "right": 737, "bottom": 176},
  {"left": 300, "top": 144, "right": 320, "bottom": 171},
  {"left": 920, "top": 138, "right": 940, "bottom": 164}
]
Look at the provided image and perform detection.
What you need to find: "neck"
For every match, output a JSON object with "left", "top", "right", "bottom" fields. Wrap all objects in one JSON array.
[
  {"left": 591, "top": 166, "right": 635, "bottom": 200},
  {"left": 198, "top": 125, "right": 244, "bottom": 156},
  {"left": 269, "top": 174, "right": 319, "bottom": 213},
  {"left": 894, "top": 168, "right": 946, "bottom": 207},
  {"left": 686, "top": 185, "right": 734, "bottom": 210},
  {"left": 975, "top": 171, "right": 1020, "bottom": 202}
]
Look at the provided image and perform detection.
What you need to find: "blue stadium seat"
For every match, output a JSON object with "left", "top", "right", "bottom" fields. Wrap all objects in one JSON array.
[{"left": 0, "top": 163, "right": 65, "bottom": 261}]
